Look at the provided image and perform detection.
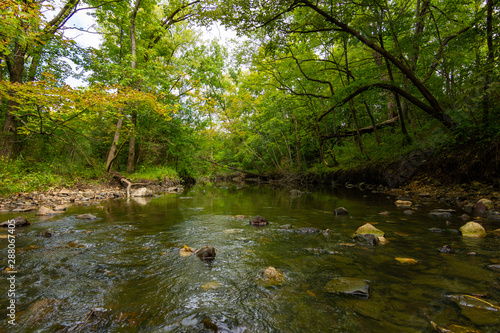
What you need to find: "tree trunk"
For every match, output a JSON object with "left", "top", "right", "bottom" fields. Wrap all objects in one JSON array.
[
  {"left": 106, "top": 118, "right": 123, "bottom": 172},
  {"left": 482, "top": 0, "right": 494, "bottom": 128},
  {"left": 126, "top": 112, "right": 137, "bottom": 173},
  {"left": 125, "top": 0, "right": 142, "bottom": 173},
  {"left": 1, "top": 42, "right": 25, "bottom": 158},
  {"left": 364, "top": 101, "right": 380, "bottom": 145},
  {"left": 293, "top": 116, "right": 302, "bottom": 170}
]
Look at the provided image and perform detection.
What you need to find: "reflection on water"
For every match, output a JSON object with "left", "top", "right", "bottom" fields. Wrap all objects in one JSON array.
[{"left": 1, "top": 184, "right": 499, "bottom": 332}]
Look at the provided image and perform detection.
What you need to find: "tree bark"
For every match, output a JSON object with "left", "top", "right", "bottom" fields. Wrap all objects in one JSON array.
[
  {"left": 106, "top": 118, "right": 123, "bottom": 172},
  {"left": 127, "top": 112, "right": 137, "bottom": 173},
  {"left": 321, "top": 116, "right": 399, "bottom": 140},
  {"left": 126, "top": 0, "right": 142, "bottom": 173},
  {"left": 482, "top": 0, "right": 494, "bottom": 127},
  {"left": 364, "top": 101, "right": 380, "bottom": 145}
]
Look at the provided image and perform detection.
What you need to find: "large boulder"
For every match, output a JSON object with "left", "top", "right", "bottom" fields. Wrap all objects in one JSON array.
[
  {"left": 195, "top": 246, "right": 216, "bottom": 261},
  {"left": 325, "top": 277, "right": 369, "bottom": 299},
  {"left": 334, "top": 207, "right": 349, "bottom": 216},
  {"left": 459, "top": 222, "right": 487, "bottom": 238},
  {"left": 36, "top": 206, "right": 59, "bottom": 216},
  {"left": 354, "top": 223, "right": 385, "bottom": 237},
  {"left": 250, "top": 215, "right": 268, "bottom": 226},
  {"left": 0, "top": 216, "right": 30, "bottom": 228},
  {"left": 131, "top": 187, "right": 153, "bottom": 197},
  {"left": 477, "top": 198, "right": 494, "bottom": 210}
]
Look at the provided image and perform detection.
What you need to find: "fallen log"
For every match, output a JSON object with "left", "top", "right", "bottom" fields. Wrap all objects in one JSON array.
[
  {"left": 111, "top": 172, "right": 151, "bottom": 198},
  {"left": 200, "top": 157, "right": 264, "bottom": 178},
  {"left": 321, "top": 116, "right": 399, "bottom": 141}
]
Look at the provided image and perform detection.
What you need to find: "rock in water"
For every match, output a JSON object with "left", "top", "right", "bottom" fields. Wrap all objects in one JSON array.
[
  {"left": 132, "top": 187, "right": 153, "bottom": 197},
  {"left": 334, "top": 207, "right": 349, "bottom": 215},
  {"left": 395, "top": 200, "right": 412, "bottom": 207},
  {"left": 179, "top": 245, "right": 195, "bottom": 257},
  {"left": 354, "top": 223, "right": 385, "bottom": 237},
  {"left": 354, "top": 234, "right": 379, "bottom": 246},
  {"left": 477, "top": 198, "right": 493, "bottom": 210},
  {"left": 0, "top": 216, "right": 30, "bottom": 227},
  {"left": 36, "top": 206, "right": 59, "bottom": 216},
  {"left": 325, "top": 277, "right": 369, "bottom": 299},
  {"left": 195, "top": 246, "right": 216, "bottom": 261},
  {"left": 429, "top": 209, "right": 455, "bottom": 218},
  {"left": 76, "top": 214, "right": 97, "bottom": 220},
  {"left": 459, "top": 222, "right": 487, "bottom": 238},
  {"left": 250, "top": 215, "right": 268, "bottom": 226},
  {"left": 261, "top": 266, "right": 285, "bottom": 285}
]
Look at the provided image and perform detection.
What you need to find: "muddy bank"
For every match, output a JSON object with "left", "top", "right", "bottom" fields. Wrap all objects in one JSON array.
[{"left": 0, "top": 177, "right": 183, "bottom": 214}]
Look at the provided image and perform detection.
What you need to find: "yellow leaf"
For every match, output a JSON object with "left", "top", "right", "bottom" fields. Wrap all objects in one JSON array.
[{"left": 395, "top": 257, "right": 418, "bottom": 264}]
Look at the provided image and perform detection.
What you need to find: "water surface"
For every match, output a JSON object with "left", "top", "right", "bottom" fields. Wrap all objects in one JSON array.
[{"left": 1, "top": 184, "right": 499, "bottom": 332}]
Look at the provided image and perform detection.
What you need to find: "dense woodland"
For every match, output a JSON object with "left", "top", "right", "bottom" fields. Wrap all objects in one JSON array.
[{"left": 0, "top": 0, "right": 498, "bottom": 193}]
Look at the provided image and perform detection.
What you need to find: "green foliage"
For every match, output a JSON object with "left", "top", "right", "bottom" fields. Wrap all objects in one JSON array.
[
  {"left": 0, "top": 157, "right": 105, "bottom": 195},
  {"left": 128, "top": 165, "right": 179, "bottom": 182}
]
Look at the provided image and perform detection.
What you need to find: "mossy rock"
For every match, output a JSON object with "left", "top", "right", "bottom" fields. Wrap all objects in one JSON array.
[
  {"left": 354, "top": 223, "right": 385, "bottom": 237},
  {"left": 260, "top": 266, "right": 285, "bottom": 286},
  {"left": 459, "top": 222, "right": 486, "bottom": 238}
]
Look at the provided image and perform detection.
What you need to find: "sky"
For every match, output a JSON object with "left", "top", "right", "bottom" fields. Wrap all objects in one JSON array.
[{"left": 59, "top": 6, "right": 237, "bottom": 88}]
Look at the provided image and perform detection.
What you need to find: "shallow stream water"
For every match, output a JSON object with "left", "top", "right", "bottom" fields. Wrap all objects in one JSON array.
[{"left": 1, "top": 184, "right": 499, "bottom": 332}]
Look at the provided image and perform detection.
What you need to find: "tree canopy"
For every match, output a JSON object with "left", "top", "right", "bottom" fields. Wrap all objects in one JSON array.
[{"left": 0, "top": 0, "right": 498, "bottom": 189}]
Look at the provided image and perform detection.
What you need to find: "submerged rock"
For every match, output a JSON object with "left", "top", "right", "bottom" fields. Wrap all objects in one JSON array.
[
  {"left": 76, "top": 214, "right": 97, "bottom": 220},
  {"left": 250, "top": 215, "right": 268, "bottom": 226},
  {"left": 354, "top": 223, "right": 385, "bottom": 237},
  {"left": 325, "top": 277, "right": 369, "bottom": 299},
  {"left": 280, "top": 224, "right": 293, "bottom": 229},
  {"left": 439, "top": 245, "right": 453, "bottom": 253},
  {"left": 40, "top": 229, "right": 55, "bottom": 238},
  {"left": 296, "top": 227, "right": 320, "bottom": 234},
  {"left": 447, "top": 294, "right": 500, "bottom": 325},
  {"left": 195, "top": 246, "right": 216, "bottom": 261},
  {"left": 429, "top": 209, "right": 455, "bottom": 218},
  {"left": 334, "top": 207, "right": 349, "bottom": 216},
  {"left": 459, "top": 222, "right": 487, "bottom": 238},
  {"left": 0, "top": 216, "right": 30, "bottom": 227}
]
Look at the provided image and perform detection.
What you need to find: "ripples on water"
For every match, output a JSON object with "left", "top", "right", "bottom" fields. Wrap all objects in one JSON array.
[{"left": 1, "top": 184, "right": 499, "bottom": 332}]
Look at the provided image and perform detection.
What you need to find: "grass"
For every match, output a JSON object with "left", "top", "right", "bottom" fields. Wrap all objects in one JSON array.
[
  {"left": 127, "top": 165, "right": 180, "bottom": 182},
  {"left": 0, "top": 157, "right": 105, "bottom": 195}
]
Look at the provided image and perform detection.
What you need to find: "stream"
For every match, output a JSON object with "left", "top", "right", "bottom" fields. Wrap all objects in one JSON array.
[{"left": 1, "top": 184, "right": 499, "bottom": 332}]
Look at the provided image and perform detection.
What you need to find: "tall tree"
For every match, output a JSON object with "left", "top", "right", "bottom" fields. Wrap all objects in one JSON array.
[{"left": 1, "top": 0, "right": 83, "bottom": 158}]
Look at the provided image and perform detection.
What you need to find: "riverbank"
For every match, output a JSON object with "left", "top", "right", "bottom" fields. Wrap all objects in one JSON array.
[{"left": 0, "top": 176, "right": 183, "bottom": 214}]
